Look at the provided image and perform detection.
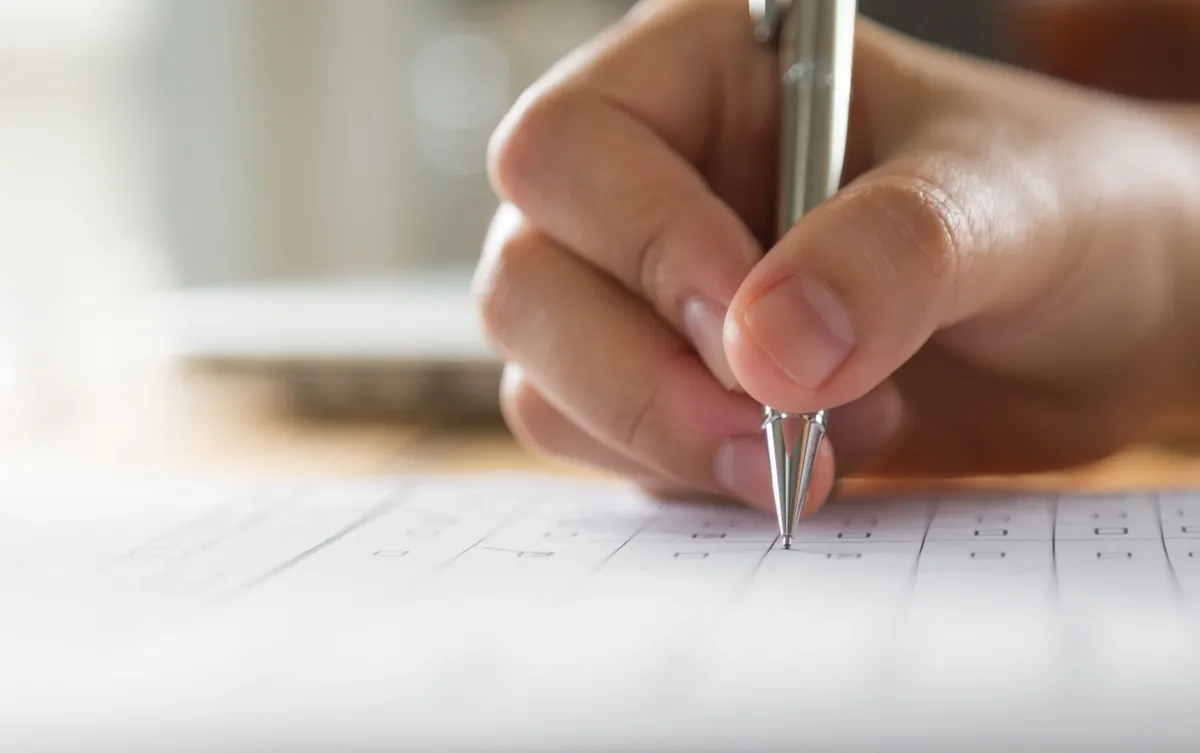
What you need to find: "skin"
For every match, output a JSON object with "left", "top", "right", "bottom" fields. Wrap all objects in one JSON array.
[{"left": 473, "top": 0, "right": 1200, "bottom": 517}]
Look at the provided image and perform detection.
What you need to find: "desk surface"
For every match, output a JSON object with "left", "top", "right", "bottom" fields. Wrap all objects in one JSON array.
[
  {"left": 0, "top": 368, "right": 574, "bottom": 479},
  {"left": 1, "top": 368, "right": 1197, "bottom": 498}
]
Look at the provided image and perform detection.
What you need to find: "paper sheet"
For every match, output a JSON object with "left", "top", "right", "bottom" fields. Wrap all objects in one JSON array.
[{"left": 4, "top": 475, "right": 1200, "bottom": 752}]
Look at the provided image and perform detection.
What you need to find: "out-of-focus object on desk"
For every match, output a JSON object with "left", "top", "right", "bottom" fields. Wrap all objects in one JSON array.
[
  {"left": 159, "top": 274, "right": 505, "bottom": 420},
  {"left": 1003, "top": 0, "right": 1200, "bottom": 101}
]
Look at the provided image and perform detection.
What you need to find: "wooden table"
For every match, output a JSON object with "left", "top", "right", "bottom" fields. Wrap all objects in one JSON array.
[
  {"left": 0, "top": 366, "right": 585, "bottom": 480},
  {"left": 3, "top": 365, "right": 1197, "bottom": 500}
]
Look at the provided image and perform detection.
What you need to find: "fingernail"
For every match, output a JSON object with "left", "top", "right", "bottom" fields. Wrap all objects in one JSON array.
[
  {"left": 684, "top": 297, "right": 740, "bottom": 391},
  {"left": 743, "top": 277, "right": 855, "bottom": 390},
  {"left": 714, "top": 436, "right": 773, "bottom": 509}
]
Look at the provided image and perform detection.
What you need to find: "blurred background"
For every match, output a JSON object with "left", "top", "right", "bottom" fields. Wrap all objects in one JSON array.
[{"left": 1, "top": 0, "right": 1197, "bottom": 451}]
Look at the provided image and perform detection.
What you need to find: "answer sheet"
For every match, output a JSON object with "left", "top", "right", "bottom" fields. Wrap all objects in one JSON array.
[{"left": 4, "top": 474, "right": 1200, "bottom": 752}]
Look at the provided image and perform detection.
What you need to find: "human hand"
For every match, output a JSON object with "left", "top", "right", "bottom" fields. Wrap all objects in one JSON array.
[{"left": 474, "top": 0, "right": 1200, "bottom": 514}]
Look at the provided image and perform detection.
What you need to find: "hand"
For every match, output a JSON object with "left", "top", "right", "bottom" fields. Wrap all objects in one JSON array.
[{"left": 473, "top": 0, "right": 1200, "bottom": 514}]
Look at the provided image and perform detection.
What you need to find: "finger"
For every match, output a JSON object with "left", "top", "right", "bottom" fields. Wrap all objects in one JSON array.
[
  {"left": 501, "top": 367, "right": 772, "bottom": 507},
  {"left": 505, "top": 366, "right": 777, "bottom": 504},
  {"left": 475, "top": 206, "right": 806, "bottom": 511},
  {"left": 501, "top": 364, "right": 664, "bottom": 483},
  {"left": 725, "top": 170, "right": 960, "bottom": 413},
  {"left": 488, "top": 1, "right": 765, "bottom": 388}
]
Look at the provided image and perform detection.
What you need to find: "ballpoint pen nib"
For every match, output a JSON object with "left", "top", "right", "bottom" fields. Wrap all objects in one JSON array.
[
  {"left": 791, "top": 413, "right": 827, "bottom": 527},
  {"left": 763, "top": 409, "right": 795, "bottom": 543},
  {"left": 763, "top": 410, "right": 828, "bottom": 545}
]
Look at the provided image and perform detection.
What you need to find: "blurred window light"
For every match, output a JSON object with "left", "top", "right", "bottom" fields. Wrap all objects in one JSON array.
[
  {"left": 0, "top": 0, "right": 151, "bottom": 59},
  {"left": 0, "top": 0, "right": 163, "bottom": 429},
  {"left": 412, "top": 32, "right": 511, "bottom": 176},
  {"left": 412, "top": 32, "right": 511, "bottom": 133}
]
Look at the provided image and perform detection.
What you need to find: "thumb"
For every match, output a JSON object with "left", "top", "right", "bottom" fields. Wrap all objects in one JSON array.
[
  {"left": 727, "top": 126, "right": 1098, "bottom": 415},
  {"left": 721, "top": 25, "right": 977, "bottom": 414},
  {"left": 724, "top": 169, "right": 969, "bottom": 414},
  {"left": 722, "top": 23, "right": 1083, "bottom": 415}
]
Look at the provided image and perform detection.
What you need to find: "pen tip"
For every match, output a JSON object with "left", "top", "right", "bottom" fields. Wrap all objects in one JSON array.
[{"left": 782, "top": 535, "right": 792, "bottom": 550}]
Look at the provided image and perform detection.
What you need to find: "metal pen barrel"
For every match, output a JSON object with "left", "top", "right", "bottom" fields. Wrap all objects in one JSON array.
[{"left": 757, "top": 0, "right": 857, "bottom": 546}]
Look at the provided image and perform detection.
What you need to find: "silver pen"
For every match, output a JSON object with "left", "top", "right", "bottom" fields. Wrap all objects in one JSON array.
[{"left": 750, "top": 0, "right": 856, "bottom": 549}]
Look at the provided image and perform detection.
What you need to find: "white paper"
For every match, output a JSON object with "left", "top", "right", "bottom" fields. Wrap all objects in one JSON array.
[{"left": 3, "top": 475, "right": 1200, "bottom": 752}]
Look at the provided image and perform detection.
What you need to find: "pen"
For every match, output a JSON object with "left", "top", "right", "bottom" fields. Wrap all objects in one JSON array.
[{"left": 750, "top": 0, "right": 856, "bottom": 549}]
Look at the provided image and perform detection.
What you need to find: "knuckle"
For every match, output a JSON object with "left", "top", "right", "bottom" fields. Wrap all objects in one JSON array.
[
  {"left": 631, "top": 200, "right": 678, "bottom": 306},
  {"left": 472, "top": 206, "right": 542, "bottom": 356},
  {"left": 859, "top": 176, "right": 965, "bottom": 293},
  {"left": 486, "top": 87, "right": 571, "bottom": 203}
]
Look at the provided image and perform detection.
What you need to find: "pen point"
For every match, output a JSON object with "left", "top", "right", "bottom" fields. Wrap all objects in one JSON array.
[{"left": 782, "top": 535, "right": 792, "bottom": 550}]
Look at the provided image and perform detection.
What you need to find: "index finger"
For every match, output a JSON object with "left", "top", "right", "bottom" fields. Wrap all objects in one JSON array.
[{"left": 487, "top": 0, "right": 775, "bottom": 334}]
